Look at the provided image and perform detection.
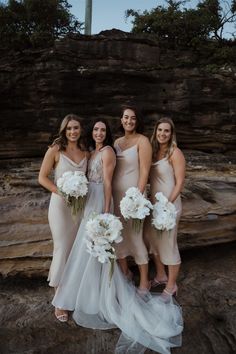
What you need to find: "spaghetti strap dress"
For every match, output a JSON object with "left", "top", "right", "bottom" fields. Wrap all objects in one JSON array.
[
  {"left": 112, "top": 144, "right": 148, "bottom": 265},
  {"left": 144, "top": 158, "right": 181, "bottom": 265},
  {"left": 52, "top": 148, "right": 183, "bottom": 354},
  {"left": 48, "top": 153, "right": 87, "bottom": 287}
]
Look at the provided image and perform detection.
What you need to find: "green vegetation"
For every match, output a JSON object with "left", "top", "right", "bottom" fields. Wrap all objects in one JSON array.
[
  {"left": 0, "top": 0, "right": 82, "bottom": 50},
  {"left": 126, "top": 0, "right": 236, "bottom": 47}
]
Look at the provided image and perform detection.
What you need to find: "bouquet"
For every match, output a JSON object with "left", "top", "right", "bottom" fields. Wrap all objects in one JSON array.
[
  {"left": 57, "top": 171, "right": 88, "bottom": 216},
  {"left": 152, "top": 192, "right": 177, "bottom": 234},
  {"left": 85, "top": 213, "right": 123, "bottom": 280},
  {"left": 120, "top": 187, "right": 153, "bottom": 233}
]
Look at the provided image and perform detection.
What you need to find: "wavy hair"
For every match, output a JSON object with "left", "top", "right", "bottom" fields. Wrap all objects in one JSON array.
[
  {"left": 85, "top": 118, "right": 114, "bottom": 151},
  {"left": 151, "top": 117, "right": 177, "bottom": 161},
  {"left": 51, "top": 114, "right": 84, "bottom": 151}
]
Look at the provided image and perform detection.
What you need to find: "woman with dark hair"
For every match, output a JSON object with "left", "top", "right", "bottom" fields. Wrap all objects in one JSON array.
[
  {"left": 112, "top": 105, "right": 152, "bottom": 292},
  {"left": 85, "top": 118, "right": 114, "bottom": 151},
  {"left": 38, "top": 114, "right": 89, "bottom": 321},
  {"left": 144, "top": 117, "right": 185, "bottom": 297},
  {"left": 52, "top": 118, "right": 183, "bottom": 354}
]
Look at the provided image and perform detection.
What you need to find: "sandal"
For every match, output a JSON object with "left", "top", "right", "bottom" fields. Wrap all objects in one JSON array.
[
  {"left": 151, "top": 277, "right": 168, "bottom": 288},
  {"left": 137, "top": 281, "right": 151, "bottom": 296},
  {"left": 55, "top": 308, "right": 68, "bottom": 322},
  {"left": 162, "top": 284, "right": 178, "bottom": 297}
]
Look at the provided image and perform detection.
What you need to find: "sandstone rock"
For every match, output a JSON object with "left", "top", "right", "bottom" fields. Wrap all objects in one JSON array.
[
  {"left": 0, "top": 153, "right": 235, "bottom": 277},
  {"left": 0, "top": 32, "right": 235, "bottom": 159},
  {"left": 0, "top": 31, "right": 235, "bottom": 277},
  {"left": 0, "top": 242, "right": 235, "bottom": 354}
]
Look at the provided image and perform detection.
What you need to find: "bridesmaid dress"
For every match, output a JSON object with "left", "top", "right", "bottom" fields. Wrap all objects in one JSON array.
[
  {"left": 47, "top": 152, "right": 87, "bottom": 287},
  {"left": 145, "top": 158, "right": 181, "bottom": 265},
  {"left": 52, "top": 147, "right": 183, "bottom": 354},
  {"left": 112, "top": 144, "right": 148, "bottom": 265}
]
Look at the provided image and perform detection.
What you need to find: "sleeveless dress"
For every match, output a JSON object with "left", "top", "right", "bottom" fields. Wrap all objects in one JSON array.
[
  {"left": 47, "top": 153, "right": 87, "bottom": 287},
  {"left": 112, "top": 144, "right": 148, "bottom": 265},
  {"left": 52, "top": 148, "right": 183, "bottom": 354},
  {"left": 144, "top": 158, "right": 181, "bottom": 265}
]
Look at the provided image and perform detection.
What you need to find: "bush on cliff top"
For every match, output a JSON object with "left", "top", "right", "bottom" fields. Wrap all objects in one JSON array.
[
  {"left": 0, "top": 0, "right": 82, "bottom": 50},
  {"left": 126, "top": 0, "right": 236, "bottom": 48}
]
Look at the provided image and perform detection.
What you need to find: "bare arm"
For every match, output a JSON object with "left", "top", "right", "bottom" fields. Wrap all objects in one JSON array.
[
  {"left": 137, "top": 136, "right": 152, "bottom": 194},
  {"left": 102, "top": 147, "right": 116, "bottom": 213},
  {"left": 169, "top": 148, "right": 186, "bottom": 203},
  {"left": 38, "top": 146, "right": 59, "bottom": 194}
]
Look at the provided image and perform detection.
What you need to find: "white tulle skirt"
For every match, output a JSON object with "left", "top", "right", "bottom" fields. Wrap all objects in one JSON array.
[{"left": 52, "top": 182, "right": 183, "bottom": 354}]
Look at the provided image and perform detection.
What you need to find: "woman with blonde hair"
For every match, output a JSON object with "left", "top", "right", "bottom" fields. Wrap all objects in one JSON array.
[
  {"left": 145, "top": 117, "right": 185, "bottom": 296},
  {"left": 38, "top": 113, "right": 89, "bottom": 321}
]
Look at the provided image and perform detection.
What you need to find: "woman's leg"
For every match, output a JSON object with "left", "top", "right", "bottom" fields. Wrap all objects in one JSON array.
[
  {"left": 118, "top": 258, "right": 129, "bottom": 275},
  {"left": 166, "top": 264, "right": 180, "bottom": 290},
  {"left": 138, "top": 263, "right": 149, "bottom": 289},
  {"left": 153, "top": 254, "right": 168, "bottom": 281}
]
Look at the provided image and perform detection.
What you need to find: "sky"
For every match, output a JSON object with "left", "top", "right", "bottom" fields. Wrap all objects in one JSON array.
[{"left": 68, "top": 0, "right": 200, "bottom": 34}]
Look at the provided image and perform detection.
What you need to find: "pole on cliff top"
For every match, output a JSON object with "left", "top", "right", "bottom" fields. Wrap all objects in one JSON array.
[{"left": 85, "top": 0, "right": 92, "bottom": 35}]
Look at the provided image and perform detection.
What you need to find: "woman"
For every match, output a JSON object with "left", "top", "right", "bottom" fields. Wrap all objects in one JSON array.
[
  {"left": 145, "top": 117, "right": 185, "bottom": 296},
  {"left": 38, "top": 113, "right": 88, "bottom": 321},
  {"left": 112, "top": 105, "right": 152, "bottom": 291},
  {"left": 52, "top": 118, "right": 183, "bottom": 354}
]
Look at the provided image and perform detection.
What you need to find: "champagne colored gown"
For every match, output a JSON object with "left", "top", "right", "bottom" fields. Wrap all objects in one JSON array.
[
  {"left": 48, "top": 153, "right": 87, "bottom": 287},
  {"left": 52, "top": 148, "right": 183, "bottom": 354},
  {"left": 112, "top": 144, "right": 148, "bottom": 265},
  {"left": 144, "top": 158, "right": 181, "bottom": 265}
]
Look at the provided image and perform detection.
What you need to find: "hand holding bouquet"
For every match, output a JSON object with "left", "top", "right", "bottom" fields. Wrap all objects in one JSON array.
[
  {"left": 120, "top": 187, "right": 153, "bottom": 233},
  {"left": 85, "top": 213, "right": 123, "bottom": 280},
  {"left": 152, "top": 192, "right": 177, "bottom": 233},
  {"left": 57, "top": 171, "right": 88, "bottom": 216}
]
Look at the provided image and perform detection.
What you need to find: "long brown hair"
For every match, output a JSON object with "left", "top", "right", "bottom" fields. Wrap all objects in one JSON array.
[
  {"left": 151, "top": 117, "right": 177, "bottom": 161},
  {"left": 51, "top": 114, "right": 83, "bottom": 151}
]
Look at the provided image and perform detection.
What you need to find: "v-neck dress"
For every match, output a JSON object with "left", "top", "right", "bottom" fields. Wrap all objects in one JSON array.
[
  {"left": 48, "top": 153, "right": 87, "bottom": 287},
  {"left": 112, "top": 144, "right": 148, "bottom": 265}
]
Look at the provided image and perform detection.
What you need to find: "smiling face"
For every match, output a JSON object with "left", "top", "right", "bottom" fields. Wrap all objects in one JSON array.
[
  {"left": 156, "top": 122, "right": 172, "bottom": 145},
  {"left": 121, "top": 109, "right": 137, "bottom": 133},
  {"left": 92, "top": 121, "right": 107, "bottom": 145},
  {"left": 65, "top": 119, "right": 81, "bottom": 143}
]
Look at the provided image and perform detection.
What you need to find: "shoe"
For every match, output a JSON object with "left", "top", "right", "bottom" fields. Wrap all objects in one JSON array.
[
  {"left": 137, "top": 281, "right": 151, "bottom": 296},
  {"left": 162, "top": 284, "right": 178, "bottom": 297},
  {"left": 55, "top": 308, "right": 68, "bottom": 322},
  {"left": 151, "top": 277, "right": 168, "bottom": 288}
]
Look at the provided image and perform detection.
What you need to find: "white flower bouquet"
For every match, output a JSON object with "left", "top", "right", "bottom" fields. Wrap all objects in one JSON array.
[
  {"left": 85, "top": 213, "right": 123, "bottom": 280},
  {"left": 120, "top": 187, "right": 153, "bottom": 233},
  {"left": 57, "top": 171, "right": 88, "bottom": 216},
  {"left": 152, "top": 192, "right": 177, "bottom": 233}
]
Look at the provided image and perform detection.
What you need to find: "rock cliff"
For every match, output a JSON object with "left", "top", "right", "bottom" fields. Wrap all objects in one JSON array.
[{"left": 0, "top": 30, "right": 235, "bottom": 277}]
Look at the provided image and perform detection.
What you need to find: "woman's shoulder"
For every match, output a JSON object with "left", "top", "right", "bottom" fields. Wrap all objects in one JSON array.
[
  {"left": 137, "top": 134, "right": 151, "bottom": 148},
  {"left": 114, "top": 137, "right": 123, "bottom": 146},
  {"left": 170, "top": 147, "right": 185, "bottom": 162},
  {"left": 137, "top": 134, "right": 149, "bottom": 142},
  {"left": 50, "top": 143, "right": 60, "bottom": 151},
  {"left": 46, "top": 144, "right": 60, "bottom": 156},
  {"left": 101, "top": 145, "right": 115, "bottom": 153},
  {"left": 42, "top": 144, "right": 60, "bottom": 164},
  {"left": 101, "top": 146, "right": 116, "bottom": 159}
]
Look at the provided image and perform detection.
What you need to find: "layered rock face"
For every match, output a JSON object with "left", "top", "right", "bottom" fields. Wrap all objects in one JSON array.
[{"left": 0, "top": 30, "right": 235, "bottom": 277}]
